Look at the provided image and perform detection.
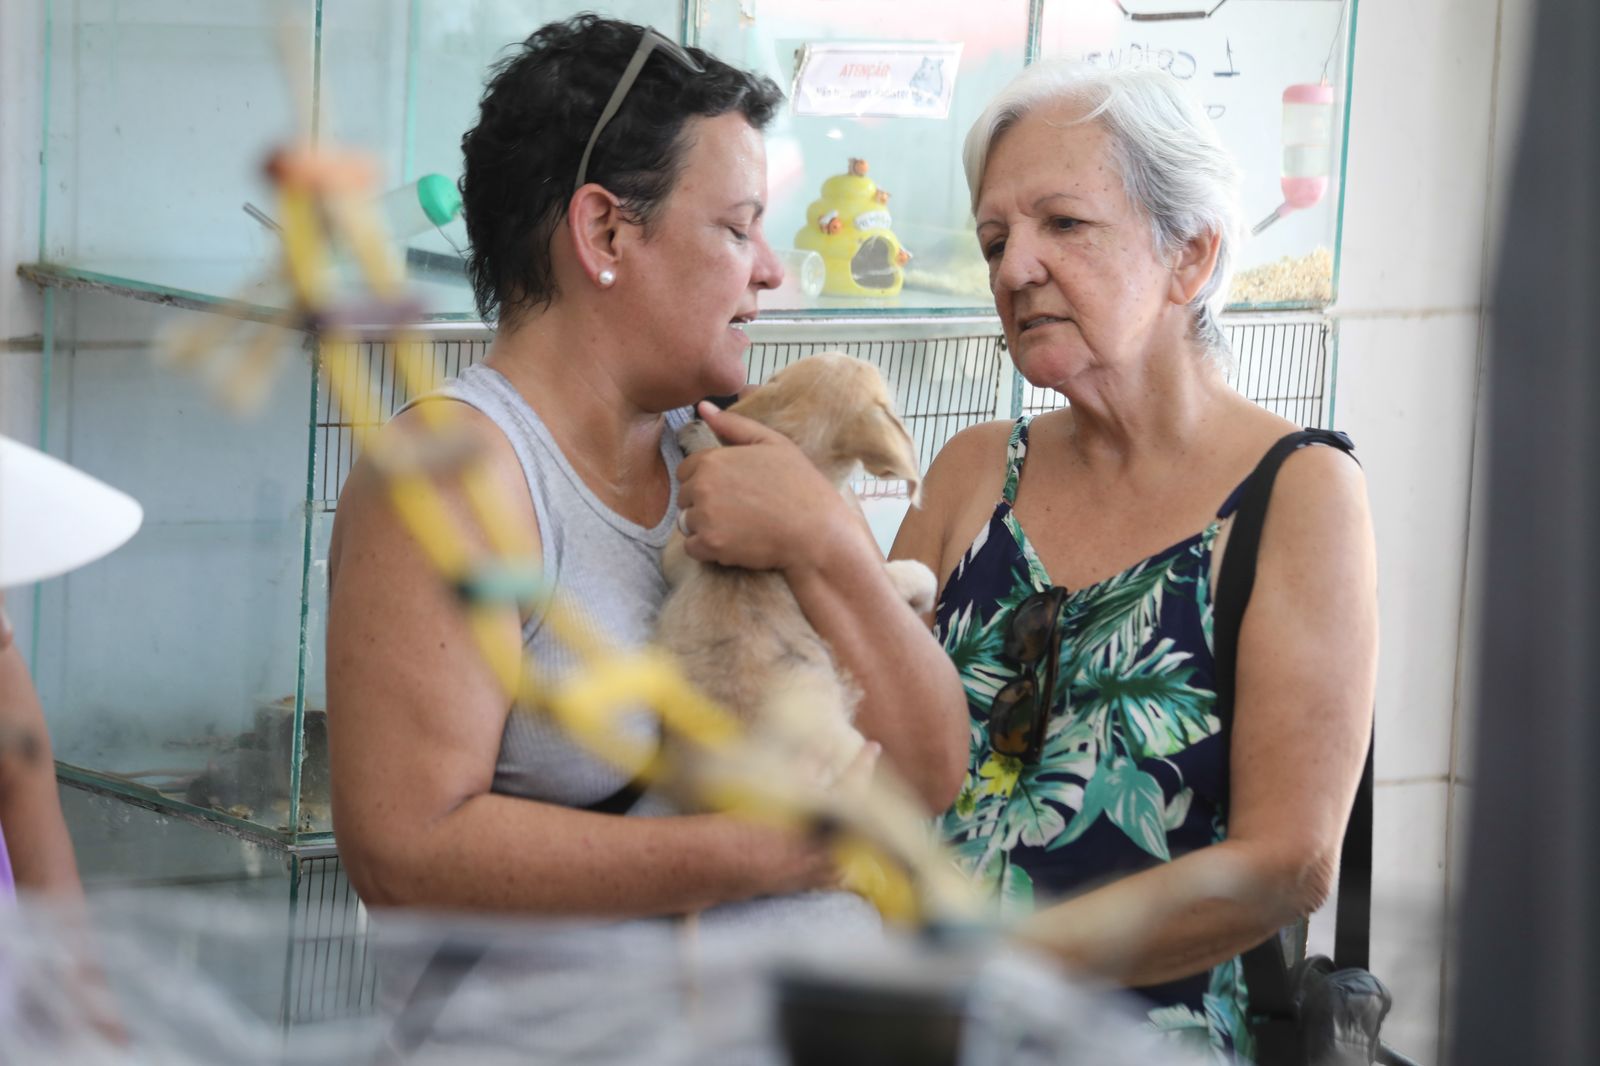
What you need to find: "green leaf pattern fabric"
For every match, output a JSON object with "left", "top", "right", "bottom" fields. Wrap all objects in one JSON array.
[{"left": 934, "top": 418, "right": 1254, "bottom": 1061}]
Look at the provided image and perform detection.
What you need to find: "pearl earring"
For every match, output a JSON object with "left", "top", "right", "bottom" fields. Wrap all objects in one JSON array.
[{"left": 598, "top": 269, "right": 616, "bottom": 288}]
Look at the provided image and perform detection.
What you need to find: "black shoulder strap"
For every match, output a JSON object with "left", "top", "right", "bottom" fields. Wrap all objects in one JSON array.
[
  {"left": 1211, "top": 428, "right": 1355, "bottom": 696},
  {"left": 582, "top": 777, "right": 648, "bottom": 816},
  {"left": 1211, "top": 429, "right": 1372, "bottom": 1035}
]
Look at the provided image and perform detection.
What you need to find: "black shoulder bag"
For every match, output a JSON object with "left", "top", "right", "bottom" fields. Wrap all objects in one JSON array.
[{"left": 1212, "top": 430, "right": 1418, "bottom": 1066}]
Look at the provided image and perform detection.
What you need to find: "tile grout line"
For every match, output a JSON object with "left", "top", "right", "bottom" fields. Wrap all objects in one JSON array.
[
  {"left": 1327, "top": 306, "right": 1482, "bottom": 320},
  {"left": 1374, "top": 774, "right": 1451, "bottom": 788}
]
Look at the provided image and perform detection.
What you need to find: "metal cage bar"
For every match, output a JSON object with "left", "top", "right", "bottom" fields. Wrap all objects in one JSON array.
[
  {"left": 312, "top": 315, "right": 1331, "bottom": 507},
  {"left": 285, "top": 854, "right": 378, "bottom": 1024}
]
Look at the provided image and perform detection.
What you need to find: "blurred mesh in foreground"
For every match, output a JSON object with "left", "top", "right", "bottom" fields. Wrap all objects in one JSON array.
[{"left": 0, "top": 891, "right": 1222, "bottom": 1065}]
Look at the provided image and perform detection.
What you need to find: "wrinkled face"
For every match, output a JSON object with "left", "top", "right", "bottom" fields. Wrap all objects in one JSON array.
[
  {"left": 976, "top": 104, "right": 1178, "bottom": 391},
  {"left": 625, "top": 112, "right": 783, "bottom": 403}
]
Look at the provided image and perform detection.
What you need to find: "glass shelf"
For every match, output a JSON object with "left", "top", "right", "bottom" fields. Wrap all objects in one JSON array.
[
  {"left": 18, "top": 259, "right": 486, "bottom": 325},
  {"left": 20, "top": 257, "right": 1327, "bottom": 324},
  {"left": 58, "top": 765, "right": 334, "bottom": 849},
  {"left": 17, "top": 257, "right": 1004, "bottom": 323}
]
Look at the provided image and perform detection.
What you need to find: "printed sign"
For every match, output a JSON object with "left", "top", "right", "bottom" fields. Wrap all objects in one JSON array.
[{"left": 792, "top": 42, "right": 963, "bottom": 120}]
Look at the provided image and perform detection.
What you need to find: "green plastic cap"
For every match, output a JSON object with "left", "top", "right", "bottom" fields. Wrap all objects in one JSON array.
[{"left": 416, "top": 173, "right": 463, "bottom": 227}]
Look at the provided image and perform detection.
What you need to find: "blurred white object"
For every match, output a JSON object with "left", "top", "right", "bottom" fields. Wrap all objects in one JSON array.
[
  {"left": 0, "top": 436, "right": 143, "bottom": 587},
  {"left": 764, "top": 248, "right": 826, "bottom": 309}
]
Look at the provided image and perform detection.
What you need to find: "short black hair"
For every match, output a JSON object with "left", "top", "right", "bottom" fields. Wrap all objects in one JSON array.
[{"left": 460, "top": 15, "right": 785, "bottom": 327}]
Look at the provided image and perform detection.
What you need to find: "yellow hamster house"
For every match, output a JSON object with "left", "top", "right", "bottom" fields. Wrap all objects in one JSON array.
[{"left": 794, "top": 158, "right": 911, "bottom": 298}]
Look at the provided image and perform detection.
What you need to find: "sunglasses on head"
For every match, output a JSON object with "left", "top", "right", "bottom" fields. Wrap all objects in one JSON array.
[
  {"left": 574, "top": 28, "right": 706, "bottom": 193},
  {"left": 987, "top": 585, "right": 1070, "bottom": 764}
]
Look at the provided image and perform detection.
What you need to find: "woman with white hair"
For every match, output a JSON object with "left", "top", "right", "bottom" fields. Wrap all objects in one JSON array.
[{"left": 890, "top": 63, "right": 1379, "bottom": 1055}]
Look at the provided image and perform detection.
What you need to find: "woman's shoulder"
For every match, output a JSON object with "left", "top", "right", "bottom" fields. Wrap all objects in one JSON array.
[
  {"left": 1233, "top": 410, "right": 1370, "bottom": 570},
  {"left": 890, "top": 419, "right": 1013, "bottom": 569},
  {"left": 357, "top": 399, "right": 527, "bottom": 500},
  {"left": 922, "top": 418, "right": 1016, "bottom": 511},
  {"left": 332, "top": 399, "right": 541, "bottom": 572},
  {"left": 1223, "top": 396, "right": 1362, "bottom": 491},
  {"left": 927, "top": 418, "right": 1015, "bottom": 479},
  {"left": 1270, "top": 437, "right": 1369, "bottom": 525},
  {"left": 1237, "top": 401, "right": 1364, "bottom": 497}
]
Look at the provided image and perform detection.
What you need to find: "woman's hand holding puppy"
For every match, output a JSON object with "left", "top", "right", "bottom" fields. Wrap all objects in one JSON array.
[
  {"left": 743, "top": 741, "right": 882, "bottom": 897},
  {"left": 675, "top": 400, "right": 872, "bottom": 575}
]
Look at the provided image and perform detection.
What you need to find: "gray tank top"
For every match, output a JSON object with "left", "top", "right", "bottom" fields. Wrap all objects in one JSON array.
[{"left": 422, "top": 365, "right": 880, "bottom": 937}]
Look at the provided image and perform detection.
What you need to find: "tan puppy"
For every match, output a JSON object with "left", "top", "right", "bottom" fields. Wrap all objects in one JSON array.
[{"left": 658, "top": 353, "right": 938, "bottom": 786}]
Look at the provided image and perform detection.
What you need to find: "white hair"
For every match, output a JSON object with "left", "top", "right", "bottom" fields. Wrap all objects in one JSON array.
[{"left": 963, "top": 61, "right": 1241, "bottom": 361}]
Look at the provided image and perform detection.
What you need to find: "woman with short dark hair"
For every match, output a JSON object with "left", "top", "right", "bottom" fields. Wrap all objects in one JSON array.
[{"left": 326, "top": 16, "right": 967, "bottom": 934}]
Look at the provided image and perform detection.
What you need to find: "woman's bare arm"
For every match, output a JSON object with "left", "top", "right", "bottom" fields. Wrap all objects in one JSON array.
[
  {"left": 889, "top": 420, "right": 1013, "bottom": 614},
  {"left": 327, "top": 406, "right": 834, "bottom": 914},
  {"left": 0, "top": 633, "right": 83, "bottom": 898},
  {"left": 1016, "top": 447, "right": 1377, "bottom": 985}
]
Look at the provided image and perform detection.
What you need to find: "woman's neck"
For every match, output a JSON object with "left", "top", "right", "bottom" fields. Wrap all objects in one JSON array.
[
  {"left": 483, "top": 311, "right": 669, "bottom": 503},
  {"left": 1051, "top": 339, "right": 1236, "bottom": 475}
]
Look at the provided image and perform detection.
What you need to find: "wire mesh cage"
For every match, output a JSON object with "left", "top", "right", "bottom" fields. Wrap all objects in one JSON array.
[
  {"left": 285, "top": 852, "right": 378, "bottom": 1025},
  {"left": 312, "top": 313, "right": 1332, "bottom": 506},
  {"left": 744, "top": 327, "right": 1009, "bottom": 498},
  {"left": 316, "top": 338, "right": 487, "bottom": 510},
  {"left": 1018, "top": 314, "right": 1333, "bottom": 428},
  {"left": 1221, "top": 317, "right": 1334, "bottom": 428}
]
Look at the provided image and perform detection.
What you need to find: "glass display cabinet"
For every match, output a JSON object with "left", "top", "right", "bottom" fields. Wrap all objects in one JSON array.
[
  {"left": 17, "top": 0, "right": 1354, "bottom": 1020},
  {"left": 27, "top": 0, "right": 1355, "bottom": 319},
  {"left": 1038, "top": 0, "right": 1356, "bottom": 309}
]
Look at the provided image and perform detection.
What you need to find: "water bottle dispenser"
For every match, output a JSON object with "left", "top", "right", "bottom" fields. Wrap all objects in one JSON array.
[
  {"left": 1252, "top": 83, "right": 1336, "bottom": 236},
  {"left": 377, "top": 173, "right": 462, "bottom": 242}
]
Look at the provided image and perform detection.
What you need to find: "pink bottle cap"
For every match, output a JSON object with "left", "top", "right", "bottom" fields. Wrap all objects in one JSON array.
[{"left": 1283, "top": 83, "right": 1335, "bottom": 105}]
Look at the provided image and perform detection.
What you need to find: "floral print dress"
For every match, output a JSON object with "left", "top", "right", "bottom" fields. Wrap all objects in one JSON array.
[{"left": 936, "top": 418, "right": 1253, "bottom": 1060}]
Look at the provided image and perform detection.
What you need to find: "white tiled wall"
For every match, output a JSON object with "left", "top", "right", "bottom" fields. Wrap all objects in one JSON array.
[{"left": 1335, "top": 313, "right": 1481, "bottom": 785}]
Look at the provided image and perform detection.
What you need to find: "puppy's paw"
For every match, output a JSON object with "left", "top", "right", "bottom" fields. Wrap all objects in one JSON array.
[
  {"left": 884, "top": 559, "right": 937, "bottom": 615},
  {"left": 677, "top": 420, "right": 720, "bottom": 455}
]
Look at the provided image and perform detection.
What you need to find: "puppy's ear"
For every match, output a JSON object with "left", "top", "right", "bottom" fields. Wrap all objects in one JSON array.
[
  {"left": 727, "top": 371, "right": 826, "bottom": 458},
  {"left": 848, "top": 406, "right": 923, "bottom": 505},
  {"left": 725, "top": 382, "right": 787, "bottom": 430}
]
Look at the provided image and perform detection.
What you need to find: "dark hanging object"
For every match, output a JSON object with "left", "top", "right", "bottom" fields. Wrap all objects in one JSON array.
[{"left": 1453, "top": 1, "right": 1600, "bottom": 1064}]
